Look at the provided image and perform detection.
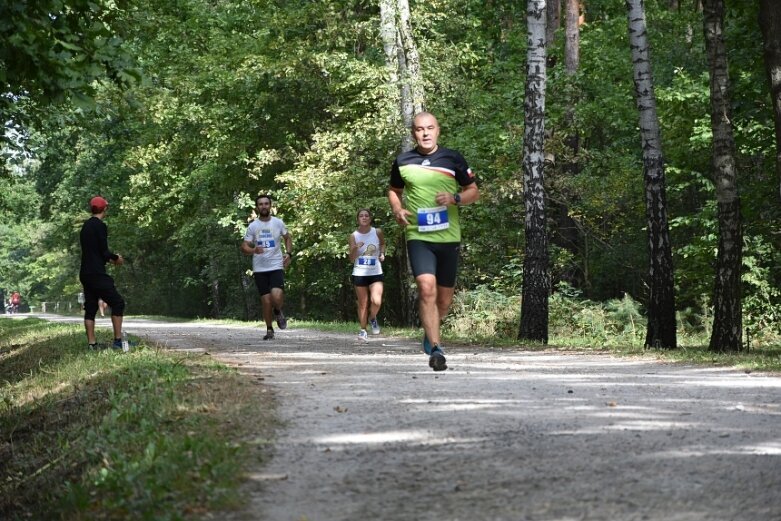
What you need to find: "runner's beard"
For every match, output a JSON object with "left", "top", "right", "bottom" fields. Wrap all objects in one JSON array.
[{"left": 259, "top": 209, "right": 270, "bottom": 218}]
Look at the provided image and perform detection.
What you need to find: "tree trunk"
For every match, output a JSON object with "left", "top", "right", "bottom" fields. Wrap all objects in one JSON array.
[
  {"left": 546, "top": 0, "right": 561, "bottom": 49},
  {"left": 519, "top": 0, "right": 550, "bottom": 344},
  {"left": 564, "top": 0, "right": 580, "bottom": 73},
  {"left": 563, "top": 0, "right": 580, "bottom": 174},
  {"left": 759, "top": 0, "right": 781, "bottom": 202},
  {"left": 209, "top": 258, "right": 220, "bottom": 318},
  {"left": 626, "top": 0, "right": 677, "bottom": 349},
  {"left": 380, "top": 0, "right": 425, "bottom": 326},
  {"left": 704, "top": 0, "right": 742, "bottom": 352},
  {"left": 397, "top": 0, "right": 425, "bottom": 119},
  {"left": 379, "top": 0, "right": 400, "bottom": 89}
]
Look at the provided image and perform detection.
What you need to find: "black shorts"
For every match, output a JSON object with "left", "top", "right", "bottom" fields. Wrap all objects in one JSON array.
[
  {"left": 352, "top": 274, "right": 385, "bottom": 287},
  {"left": 254, "top": 270, "right": 285, "bottom": 296},
  {"left": 407, "top": 240, "right": 460, "bottom": 288},
  {"left": 80, "top": 273, "right": 125, "bottom": 319}
]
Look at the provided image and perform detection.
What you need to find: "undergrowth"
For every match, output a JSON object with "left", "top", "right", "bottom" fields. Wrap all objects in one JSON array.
[{"left": 443, "top": 285, "right": 781, "bottom": 372}]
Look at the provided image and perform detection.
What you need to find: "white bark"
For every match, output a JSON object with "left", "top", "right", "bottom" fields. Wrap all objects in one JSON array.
[
  {"left": 379, "top": 0, "right": 425, "bottom": 152},
  {"left": 519, "top": 0, "right": 550, "bottom": 343},
  {"left": 626, "top": 0, "right": 677, "bottom": 349},
  {"left": 564, "top": 0, "right": 579, "bottom": 73}
]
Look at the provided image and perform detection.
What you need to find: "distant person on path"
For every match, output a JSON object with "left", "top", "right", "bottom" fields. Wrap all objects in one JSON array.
[
  {"left": 242, "top": 194, "right": 293, "bottom": 340},
  {"left": 98, "top": 298, "right": 108, "bottom": 317},
  {"left": 10, "top": 291, "right": 21, "bottom": 314},
  {"left": 78, "top": 291, "right": 85, "bottom": 311},
  {"left": 388, "top": 111, "right": 479, "bottom": 371},
  {"left": 349, "top": 208, "right": 386, "bottom": 342},
  {"left": 79, "top": 196, "right": 126, "bottom": 350}
]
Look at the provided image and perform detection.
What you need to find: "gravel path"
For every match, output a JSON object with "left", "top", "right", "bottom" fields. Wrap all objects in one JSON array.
[{"left": 37, "top": 314, "right": 781, "bottom": 520}]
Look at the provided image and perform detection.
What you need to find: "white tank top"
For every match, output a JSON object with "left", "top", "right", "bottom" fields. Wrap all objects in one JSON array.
[{"left": 352, "top": 227, "right": 383, "bottom": 276}]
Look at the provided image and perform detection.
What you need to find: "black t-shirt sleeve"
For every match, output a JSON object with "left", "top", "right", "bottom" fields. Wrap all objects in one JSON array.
[
  {"left": 389, "top": 159, "right": 405, "bottom": 189},
  {"left": 453, "top": 151, "right": 476, "bottom": 187}
]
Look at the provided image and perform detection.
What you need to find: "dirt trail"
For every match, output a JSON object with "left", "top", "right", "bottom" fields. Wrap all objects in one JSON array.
[{"left": 37, "top": 314, "right": 781, "bottom": 520}]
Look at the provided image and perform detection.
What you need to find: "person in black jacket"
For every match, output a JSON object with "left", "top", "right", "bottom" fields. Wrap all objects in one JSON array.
[{"left": 80, "top": 196, "right": 126, "bottom": 349}]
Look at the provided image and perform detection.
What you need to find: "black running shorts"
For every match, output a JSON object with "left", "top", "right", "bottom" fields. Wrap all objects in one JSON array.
[
  {"left": 253, "top": 270, "right": 285, "bottom": 296},
  {"left": 406, "top": 240, "right": 460, "bottom": 288},
  {"left": 80, "top": 273, "right": 125, "bottom": 319},
  {"left": 352, "top": 274, "right": 385, "bottom": 287}
]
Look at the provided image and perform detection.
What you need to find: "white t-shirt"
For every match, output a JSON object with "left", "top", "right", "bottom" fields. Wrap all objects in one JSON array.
[
  {"left": 244, "top": 217, "right": 288, "bottom": 273},
  {"left": 352, "top": 227, "right": 383, "bottom": 277}
]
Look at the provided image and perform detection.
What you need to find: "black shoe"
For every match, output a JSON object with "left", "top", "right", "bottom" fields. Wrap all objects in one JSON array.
[
  {"left": 274, "top": 310, "right": 287, "bottom": 330},
  {"left": 429, "top": 348, "right": 447, "bottom": 371},
  {"left": 263, "top": 329, "right": 275, "bottom": 340}
]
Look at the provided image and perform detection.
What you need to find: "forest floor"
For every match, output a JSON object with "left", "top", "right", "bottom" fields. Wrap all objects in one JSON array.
[{"left": 36, "top": 314, "right": 781, "bottom": 521}]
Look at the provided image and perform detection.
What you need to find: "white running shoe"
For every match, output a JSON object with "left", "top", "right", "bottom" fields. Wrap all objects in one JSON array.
[{"left": 358, "top": 329, "right": 369, "bottom": 342}]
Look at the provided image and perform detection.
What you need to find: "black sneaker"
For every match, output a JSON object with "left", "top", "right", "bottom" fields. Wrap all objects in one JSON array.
[
  {"left": 263, "top": 329, "right": 275, "bottom": 341},
  {"left": 429, "top": 347, "right": 447, "bottom": 371},
  {"left": 274, "top": 310, "right": 287, "bottom": 330}
]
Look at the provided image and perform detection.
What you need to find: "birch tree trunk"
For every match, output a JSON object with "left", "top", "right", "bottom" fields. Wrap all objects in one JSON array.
[
  {"left": 380, "top": 0, "right": 426, "bottom": 326},
  {"left": 759, "top": 0, "right": 781, "bottom": 201},
  {"left": 564, "top": 0, "right": 580, "bottom": 73},
  {"left": 703, "top": 0, "right": 743, "bottom": 352},
  {"left": 626, "top": 0, "right": 677, "bottom": 349},
  {"left": 381, "top": 0, "right": 424, "bottom": 152},
  {"left": 519, "top": 0, "right": 550, "bottom": 343},
  {"left": 397, "top": 0, "right": 424, "bottom": 134},
  {"left": 563, "top": 0, "right": 580, "bottom": 175},
  {"left": 379, "top": 0, "right": 401, "bottom": 95}
]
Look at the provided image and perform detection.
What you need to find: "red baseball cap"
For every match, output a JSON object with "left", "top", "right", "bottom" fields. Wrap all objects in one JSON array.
[{"left": 90, "top": 196, "right": 108, "bottom": 213}]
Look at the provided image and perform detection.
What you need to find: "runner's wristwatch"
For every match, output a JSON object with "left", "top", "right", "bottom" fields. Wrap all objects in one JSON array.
[{"left": 453, "top": 193, "right": 461, "bottom": 205}]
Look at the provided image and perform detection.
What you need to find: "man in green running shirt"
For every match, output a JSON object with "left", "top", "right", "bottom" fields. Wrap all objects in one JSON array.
[{"left": 388, "top": 112, "right": 480, "bottom": 371}]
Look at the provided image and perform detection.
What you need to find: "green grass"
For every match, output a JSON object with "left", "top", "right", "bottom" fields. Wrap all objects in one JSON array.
[{"left": 0, "top": 317, "right": 276, "bottom": 521}]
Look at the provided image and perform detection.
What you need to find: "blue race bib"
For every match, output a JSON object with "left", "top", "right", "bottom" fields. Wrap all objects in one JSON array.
[{"left": 417, "top": 206, "right": 449, "bottom": 232}]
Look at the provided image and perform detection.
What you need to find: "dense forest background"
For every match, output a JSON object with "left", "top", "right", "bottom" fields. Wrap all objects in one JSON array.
[{"left": 1, "top": 0, "right": 779, "bottom": 344}]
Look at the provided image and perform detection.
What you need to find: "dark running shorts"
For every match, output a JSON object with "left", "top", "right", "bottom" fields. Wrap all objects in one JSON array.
[
  {"left": 80, "top": 273, "right": 125, "bottom": 319},
  {"left": 254, "top": 270, "right": 285, "bottom": 296},
  {"left": 352, "top": 274, "right": 385, "bottom": 287},
  {"left": 406, "top": 240, "right": 460, "bottom": 288}
]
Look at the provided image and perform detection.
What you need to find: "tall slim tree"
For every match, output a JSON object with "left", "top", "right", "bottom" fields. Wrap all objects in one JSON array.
[
  {"left": 380, "top": 0, "right": 426, "bottom": 325},
  {"left": 625, "top": 0, "right": 677, "bottom": 349},
  {"left": 564, "top": 0, "right": 580, "bottom": 73},
  {"left": 380, "top": 0, "right": 425, "bottom": 151},
  {"left": 519, "top": 0, "right": 550, "bottom": 343},
  {"left": 546, "top": 0, "right": 561, "bottom": 51},
  {"left": 703, "top": 0, "right": 742, "bottom": 352},
  {"left": 563, "top": 0, "right": 581, "bottom": 171},
  {"left": 759, "top": 0, "right": 781, "bottom": 201}
]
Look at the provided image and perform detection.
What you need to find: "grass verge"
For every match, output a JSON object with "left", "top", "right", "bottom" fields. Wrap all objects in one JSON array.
[{"left": 0, "top": 317, "right": 276, "bottom": 520}]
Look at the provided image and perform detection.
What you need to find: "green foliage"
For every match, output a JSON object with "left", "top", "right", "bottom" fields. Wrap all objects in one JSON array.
[
  {"left": 0, "top": 317, "right": 273, "bottom": 519},
  {"left": 0, "top": 0, "right": 777, "bottom": 332},
  {"left": 0, "top": 0, "right": 140, "bottom": 155}
]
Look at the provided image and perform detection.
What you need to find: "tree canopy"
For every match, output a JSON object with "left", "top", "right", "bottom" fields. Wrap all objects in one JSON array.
[{"left": 1, "top": 0, "right": 779, "bottom": 339}]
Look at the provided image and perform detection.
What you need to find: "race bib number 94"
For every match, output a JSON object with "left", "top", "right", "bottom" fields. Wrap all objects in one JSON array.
[{"left": 417, "top": 206, "right": 449, "bottom": 232}]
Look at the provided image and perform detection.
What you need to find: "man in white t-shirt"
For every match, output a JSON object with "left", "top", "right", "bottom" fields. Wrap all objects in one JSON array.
[{"left": 242, "top": 194, "right": 293, "bottom": 340}]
